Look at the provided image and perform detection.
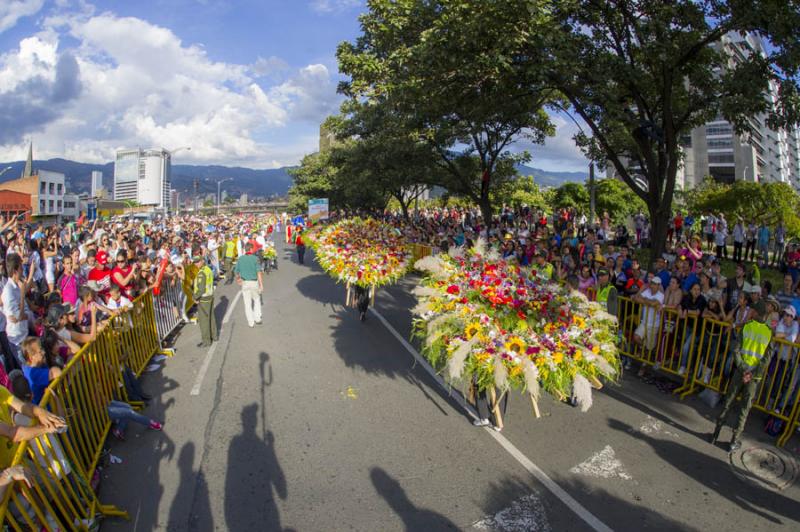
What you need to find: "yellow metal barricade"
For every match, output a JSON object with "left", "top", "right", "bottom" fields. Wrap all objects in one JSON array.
[
  {"left": 617, "top": 296, "right": 700, "bottom": 387},
  {"left": 677, "top": 318, "right": 734, "bottom": 398},
  {"left": 752, "top": 337, "right": 800, "bottom": 446},
  {"left": 409, "top": 243, "right": 434, "bottom": 265}
]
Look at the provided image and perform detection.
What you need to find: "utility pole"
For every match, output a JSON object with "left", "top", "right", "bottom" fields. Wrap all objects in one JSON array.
[
  {"left": 193, "top": 178, "right": 199, "bottom": 212},
  {"left": 589, "top": 162, "right": 596, "bottom": 226}
]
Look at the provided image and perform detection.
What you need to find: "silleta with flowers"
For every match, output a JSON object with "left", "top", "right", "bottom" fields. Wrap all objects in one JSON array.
[{"left": 413, "top": 240, "right": 621, "bottom": 414}]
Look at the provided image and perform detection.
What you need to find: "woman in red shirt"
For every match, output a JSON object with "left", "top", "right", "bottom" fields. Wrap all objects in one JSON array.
[{"left": 111, "top": 250, "right": 138, "bottom": 299}]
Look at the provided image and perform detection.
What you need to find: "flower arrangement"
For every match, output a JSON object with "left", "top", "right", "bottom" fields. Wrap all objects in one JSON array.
[
  {"left": 413, "top": 240, "right": 620, "bottom": 412},
  {"left": 262, "top": 244, "right": 277, "bottom": 260},
  {"left": 311, "top": 218, "right": 411, "bottom": 289}
]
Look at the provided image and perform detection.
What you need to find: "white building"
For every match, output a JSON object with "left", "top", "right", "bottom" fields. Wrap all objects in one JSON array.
[
  {"left": 114, "top": 148, "right": 172, "bottom": 209},
  {"left": 36, "top": 170, "right": 66, "bottom": 217},
  {"left": 91, "top": 170, "right": 103, "bottom": 197}
]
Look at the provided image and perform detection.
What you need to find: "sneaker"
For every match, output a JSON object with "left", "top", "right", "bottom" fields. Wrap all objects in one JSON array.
[
  {"left": 472, "top": 418, "right": 491, "bottom": 427},
  {"left": 678, "top": 366, "right": 686, "bottom": 376},
  {"left": 152, "top": 354, "right": 168, "bottom": 362},
  {"left": 255, "top": 320, "right": 263, "bottom": 325},
  {"left": 492, "top": 425, "right": 503, "bottom": 432},
  {"left": 112, "top": 428, "right": 125, "bottom": 441},
  {"left": 248, "top": 323, "right": 254, "bottom": 328},
  {"left": 149, "top": 420, "right": 163, "bottom": 431},
  {"left": 144, "top": 364, "right": 161, "bottom": 373},
  {"left": 728, "top": 440, "right": 741, "bottom": 453}
]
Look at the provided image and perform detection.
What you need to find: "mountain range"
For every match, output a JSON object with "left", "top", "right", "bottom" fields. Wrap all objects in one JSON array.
[{"left": 0, "top": 158, "right": 586, "bottom": 198}]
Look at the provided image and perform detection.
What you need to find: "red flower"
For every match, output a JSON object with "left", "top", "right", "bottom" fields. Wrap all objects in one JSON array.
[{"left": 447, "top": 285, "right": 460, "bottom": 295}]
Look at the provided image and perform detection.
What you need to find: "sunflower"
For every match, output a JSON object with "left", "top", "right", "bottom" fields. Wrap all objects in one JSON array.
[
  {"left": 465, "top": 322, "right": 482, "bottom": 340},
  {"left": 504, "top": 336, "right": 526, "bottom": 354}
]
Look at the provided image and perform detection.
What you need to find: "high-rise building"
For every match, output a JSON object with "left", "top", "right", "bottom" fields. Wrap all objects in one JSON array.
[
  {"left": 91, "top": 171, "right": 103, "bottom": 198},
  {"left": 113, "top": 148, "right": 172, "bottom": 209},
  {"left": 609, "top": 32, "right": 800, "bottom": 191}
]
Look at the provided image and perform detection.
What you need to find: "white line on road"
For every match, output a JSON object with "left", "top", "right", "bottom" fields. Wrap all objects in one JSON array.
[
  {"left": 369, "top": 307, "right": 614, "bottom": 532},
  {"left": 190, "top": 290, "right": 242, "bottom": 396}
]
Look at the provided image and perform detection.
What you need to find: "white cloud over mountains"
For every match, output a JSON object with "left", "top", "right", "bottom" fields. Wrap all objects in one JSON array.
[{"left": 0, "top": 5, "right": 342, "bottom": 168}]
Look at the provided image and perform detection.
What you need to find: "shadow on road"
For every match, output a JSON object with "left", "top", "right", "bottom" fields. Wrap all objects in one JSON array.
[
  {"left": 100, "top": 373, "right": 178, "bottom": 531},
  {"left": 370, "top": 467, "right": 459, "bottom": 531},
  {"left": 225, "top": 403, "right": 290, "bottom": 531},
  {"left": 609, "top": 418, "right": 800, "bottom": 526},
  {"left": 214, "top": 294, "right": 230, "bottom": 336},
  {"left": 169, "top": 442, "right": 214, "bottom": 531},
  {"left": 475, "top": 474, "right": 700, "bottom": 531}
]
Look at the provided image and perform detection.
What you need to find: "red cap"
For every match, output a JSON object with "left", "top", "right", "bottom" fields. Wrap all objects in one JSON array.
[{"left": 96, "top": 250, "right": 108, "bottom": 265}]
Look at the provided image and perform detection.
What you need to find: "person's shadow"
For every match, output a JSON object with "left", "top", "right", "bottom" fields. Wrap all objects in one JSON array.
[
  {"left": 225, "top": 403, "right": 289, "bottom": 531},
  {"left": 370, "top": 467, "right": 459, "bottom": 531},
  {"left": 168, "top": 442, "right": 214, "bottom": 531}
]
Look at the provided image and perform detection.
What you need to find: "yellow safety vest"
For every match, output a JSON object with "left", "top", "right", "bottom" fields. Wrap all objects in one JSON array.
[
  {"left": 225, "top": 241, "right": 236, "bottom": 258},
  {"left": 540, "top": 262, "right": 554, "bottom": 280},
  {"left": 597, "top": 285, "right": 612, "bottom": 305},
  {"left": 739, "top": 321, "right": 772, "bottom": 370},
  {"left": 193, "top": 266, "right": 214, "bottom": 299}
]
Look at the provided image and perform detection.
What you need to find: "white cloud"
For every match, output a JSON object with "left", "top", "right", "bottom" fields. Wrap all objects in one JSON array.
[
  {"left": 310, "top": 0, "right": 361, "bottom": 14},
  {"left": 0, "top": 7, "right": 340, "bottom": 168},
  {"left": 0, "top": 0, "right": 44, "bottom": 33},
  {"left": 271, "top": 64, "right": 342, "bottom": 123},
  {"left": 514, "top": 113, "right": 593, "bottom": 173}
]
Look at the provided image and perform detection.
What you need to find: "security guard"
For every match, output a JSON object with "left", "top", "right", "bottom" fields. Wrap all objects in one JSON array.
[
  {"left": 192, "top": 255, "right": 218, "bottom": 348},
  {"left": 596, "top": 268, "right": 618, "bottom": 315},
  {"left": 710, "top": 308, "right": 773, "bottom": 452},
  {"left": 224, "top": 234, "right": 237, "bottom": 284}
]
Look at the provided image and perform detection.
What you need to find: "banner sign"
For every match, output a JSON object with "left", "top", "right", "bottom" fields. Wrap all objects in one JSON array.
[{"left": 308, "top": 198, "right": 329, "bottom": 221}]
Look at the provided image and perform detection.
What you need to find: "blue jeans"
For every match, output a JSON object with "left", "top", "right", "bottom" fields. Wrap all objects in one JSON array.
[
  {"left": 680, "top": 333, "right": 697, "bottom": 369},
  {"left": 108, "top": 400, "right": 150, "bottom": 432}
]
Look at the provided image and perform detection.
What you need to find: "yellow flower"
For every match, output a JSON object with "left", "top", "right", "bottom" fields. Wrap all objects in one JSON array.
[
  {"left": 504, "top": 337, "right": 525, "bottom": 354},
  {"left": 591, "top": 345, "right": 600, "bottom": 354},
  {"left": 574, "top": 351, "right": 582, "bottom": 362},
  {"left": 510, "top": 366, "right": 523, "bottom": 377},
  {"left": 465, "top": 322, "right": 481, "bottom": 340},
  {"left": 553, "top": 352, "right": 564, "bottom": 364}
]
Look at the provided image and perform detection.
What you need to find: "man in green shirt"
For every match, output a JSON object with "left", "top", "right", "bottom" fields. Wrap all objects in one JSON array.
[
  {"left": 234, "top": 243, "right": 264, "bottom": 327},
  {"left": 710, "top": 308, "right": 773, "bottom": 452},
  {"left": 193, "top": 255, "right": 217, "bottom": 347}
]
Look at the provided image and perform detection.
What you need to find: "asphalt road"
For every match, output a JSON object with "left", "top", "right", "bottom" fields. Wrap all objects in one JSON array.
[{"left": 100, "top": 241, "right": 800, "bottom": 532}]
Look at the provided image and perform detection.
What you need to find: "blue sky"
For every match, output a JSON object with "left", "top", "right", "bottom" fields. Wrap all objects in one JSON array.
[{"left": 0, "top": 0, "right": 589, "bottom": 171}]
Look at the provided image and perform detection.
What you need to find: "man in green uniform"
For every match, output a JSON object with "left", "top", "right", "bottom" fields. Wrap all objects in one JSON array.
[
  {"left": 224, "top": 234, "right": 237, "bottom": 285},
  {"left": 193, "top": 255, "right": 217, "bottom": 347},
  {"left": 596, "top": 268, "right": 618, "bottom": 316},
  {"left": 710, "top": 308, "right": 773, "bottom": 452}
]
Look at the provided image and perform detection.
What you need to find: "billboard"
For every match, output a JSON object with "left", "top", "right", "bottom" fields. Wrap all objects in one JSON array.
[{"left": 308, "top": 198, "right": 329, "bottom": 221}]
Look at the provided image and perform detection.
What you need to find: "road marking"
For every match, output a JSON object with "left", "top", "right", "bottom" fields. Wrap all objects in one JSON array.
[
  {"left": 472, "top": 493, "right": 551, "bottom": 531},
  {"left": 570, "top": 445, "right": 632, "bottom": 481},
  {"left": 369, "top": 307, "right": 614, "bottom": 532},
  {"left": 190, "top": 291, "right": 241, "bottom": 396}
]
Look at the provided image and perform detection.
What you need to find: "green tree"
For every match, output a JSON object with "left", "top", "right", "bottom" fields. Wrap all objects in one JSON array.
[
  {"left": 552, "top": 182, "right": 589, "bottom": 211},
  {"left": 494, "top": 175, "right": 551, "bottom": 213},
  {"left": 593, "top": 178, "right": 647, "bottom": 225},
  {"left": 541, "top": 0, "right": 800, "bottom": 263},
  {"left": 337, "top": 0, "right": 559, "bottom": 226},
  {"left": 288, "top": 151, "right": 337, "bottom": 214},
  {"left": 689, "top": 179, "right": 800, "bottom": 237}
]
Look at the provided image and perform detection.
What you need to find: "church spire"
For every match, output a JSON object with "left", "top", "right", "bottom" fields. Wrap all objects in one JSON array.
[{"left": 22, "top": 141, "right": 33, "bottom": 178}]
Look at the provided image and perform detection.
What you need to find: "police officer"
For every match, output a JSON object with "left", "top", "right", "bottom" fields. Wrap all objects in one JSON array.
[
  {"left": 710, "top": 308, "right": 773, "bottom": 452},
  {"left": 596, "top": 268, "right": 618, "bottom": 315},
  {"left": 224, "top": 234, "right": 237, "bottom": 285},
  {"left": 192, "top": 255, "right": 218, "bottom": 348}
]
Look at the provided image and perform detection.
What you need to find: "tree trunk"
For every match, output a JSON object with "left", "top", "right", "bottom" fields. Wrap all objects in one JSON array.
[
  {"left": 479, "top": 195, "right": 493, "bottom": 236},
  {"left": 647, "top": 201, "right": 669, "bottom": 268},
  {"left": 396, "top": 194, "right": 411, "bottom": 222}
]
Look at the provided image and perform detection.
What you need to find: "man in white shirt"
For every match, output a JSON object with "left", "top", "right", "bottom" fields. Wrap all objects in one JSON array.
[
  {"left": 633, "top": 275, "right": 665, "bottom": 353},
  {"left": 2, "top": 254, "right": 28, "bottom": 366}
]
